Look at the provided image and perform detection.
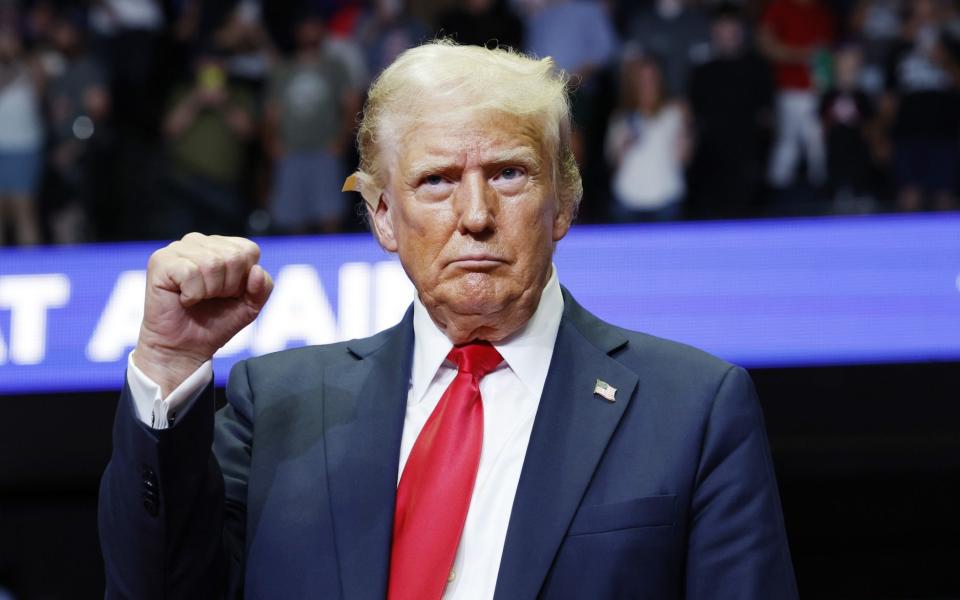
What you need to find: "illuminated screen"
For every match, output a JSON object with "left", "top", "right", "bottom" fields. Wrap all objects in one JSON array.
[{"left": 1, "top": 214, "right": 958, "bottom": 394}]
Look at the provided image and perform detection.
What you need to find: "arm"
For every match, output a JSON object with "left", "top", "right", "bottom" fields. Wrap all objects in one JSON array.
[
  {"left": 98, "top": 233, "right": 273, "bottom": 596},
  {"left": 684, "top": 367, "right": 798, "bottom": 599},
  {"left": 99, "top": 359, "right": 255, "bottom": 599},
  {"left": 98, "top": 377, "right": 228, "bottom": 598}
]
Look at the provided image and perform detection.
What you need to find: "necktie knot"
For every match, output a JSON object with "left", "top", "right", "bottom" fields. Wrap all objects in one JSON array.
[{"left": 447, "top": 342, "right": 503, "bottom": 379}]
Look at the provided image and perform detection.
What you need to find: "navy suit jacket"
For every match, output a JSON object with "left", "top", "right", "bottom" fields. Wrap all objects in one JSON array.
[{"left": 99, "top": 289, "right": 798, "bottom": 599}]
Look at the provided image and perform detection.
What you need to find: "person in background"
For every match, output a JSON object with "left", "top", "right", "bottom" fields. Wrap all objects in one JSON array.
[
  {"left": 759, "top": 0, "right": 834, "bottom": 191},
  {"left": 605, "top": 51, "right": 692, "bottom": 222},
  {"left": 355, "top": 0, "right": 429, "bottom": 78},
  {"left": 210, "top": 1, "right": 276, "bottom": 233},
  {"left": 626, "top": 0, "right": 710, "bottom": 97},
  {"left": 264, "top": 15, "right": 358, "bottom": 235},
  {"left": 162, "top": 49, "right": 256, "bottom": 236},
  {"left": 88, "top": 0, "right": 165, "bottom": 135},
  {"left": 688, "top": 2, "right": 774, "bottom": 218},
  {"left": 324, "top": 6, "right": 371, "bottom": 92},
  {"left": 819, "top": 43, "right": 879, "bottom": 212},
  {"left": 882, "top": 0, "right": 959, "bottom": 212},
  {"left": 43, "top": 10, "right": 112, "bottom": 243},
  {"left": 435, "top": 0, "right": 524, "bottom": 50},
  {"left": 213, "top": 0, "right": 275, "bottom": 96},
  {"left": 0, "top": 26, "right": 43, "bottom": 246},
  {"left": 849, "top": 0, "right": 903, "bottom": 96},
  {"left": 520, "top": 0, "right": 617, "bottom": 166}
]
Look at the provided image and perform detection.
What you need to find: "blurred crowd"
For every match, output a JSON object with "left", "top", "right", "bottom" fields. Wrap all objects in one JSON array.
[{"left": 0, "top": 0, "right": 959, "bottom": 245}]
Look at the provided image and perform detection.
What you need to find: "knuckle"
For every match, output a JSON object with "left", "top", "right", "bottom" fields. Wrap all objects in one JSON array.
[
  {"left": 198, "top": 256, "right": 225, "bottom": 279},
  {"left": 147, "top": 249, "right": 164, "bottom": 269},
  {"left": 223, "top": 249, "right": 246, "bottom": 270},
  {"left": 243, "top": 239, "right": 261, "bottom": 260}
]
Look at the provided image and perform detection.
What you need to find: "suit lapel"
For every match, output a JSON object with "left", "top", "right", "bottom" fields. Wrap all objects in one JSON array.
[
  {"left": 494, "top": 293, "right": 638, "bottom": 600},
  {"left": 323, "top": 310, "right": 414, "bottom": 600}
]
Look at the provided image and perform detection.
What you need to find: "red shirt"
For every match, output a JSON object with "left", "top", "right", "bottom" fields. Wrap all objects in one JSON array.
[{"left": 761, "top": 0, "right": 834, "bottom": 90}]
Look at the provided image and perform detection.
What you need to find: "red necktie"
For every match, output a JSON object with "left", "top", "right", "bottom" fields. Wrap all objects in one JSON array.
[{"left": 388, "top": 342, "right": 503, "bottom": 600}]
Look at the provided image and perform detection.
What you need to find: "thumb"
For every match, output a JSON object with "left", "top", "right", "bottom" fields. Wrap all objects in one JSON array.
[{"left": 244, "top": 264, "right": 274, "bottom": 311}]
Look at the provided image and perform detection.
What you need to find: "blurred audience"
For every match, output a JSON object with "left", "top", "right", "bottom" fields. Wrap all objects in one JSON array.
[
  {"left": 264, "top": 15, "right": 358, "bottom": 234},
  {"left": 42, "top": 10, "right": 111, "bottom": 243},
  {"left": 0, "top": 0, "right": 957, "bottom": 247},
  {"left": 435, "top": 0, "right": 523, "bottom": 50},
  {"left": 759, "top": 0, "right": 834, "bottom": 191},
  {"left": 88, "top": 0, "right": 165, "bottom": 135},
  {"left": 0, "top": 26, "right": 43, "bottom": 246},
  {"left": 213, "top": 0, "right": 275, "bottom": 93},
  {"left": 883, "top": 0, "right": 959, "bottom": 212},
  {"left": 605, "top": 52, "right": 691, "bottom": 221},
  {"left": 850, "top": 0, "right": 903, "bottom": 95},
  {"left": 162, "top": 49, "right": 256, "bottom": 236},
  {"left": 626, "top": 0, "right": 710, "bottom": 97},
  {"left": 354, "top": 0, "right": 429, "bottom": 77},
  {"left": 819, "top": 43, "right": 878, "bottom": 212},
  {"left": 688, "top": 3, "right": 773, "bottom": 218},
  {"left": 519, "top": 0, "right": 617, "bottom": 163}
]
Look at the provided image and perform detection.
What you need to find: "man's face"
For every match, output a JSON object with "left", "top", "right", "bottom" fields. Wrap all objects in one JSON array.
[{"left": 372, "top": 111, "right": 571, "bottom": 335}]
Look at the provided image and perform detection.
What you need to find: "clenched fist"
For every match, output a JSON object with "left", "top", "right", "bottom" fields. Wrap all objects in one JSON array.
[{"left": 133, "top": 233, "right": 274, "bottom": 396}]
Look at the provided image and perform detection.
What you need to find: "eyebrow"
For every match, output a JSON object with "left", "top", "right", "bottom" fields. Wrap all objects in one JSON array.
[{"left": 404, "top": 146, "right": 542, "bottom": 181}]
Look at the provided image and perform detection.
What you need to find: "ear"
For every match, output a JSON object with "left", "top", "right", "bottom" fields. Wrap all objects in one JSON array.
[
  {"left": 552, "top": 199, "right": 573, "bottom": 242},
  {"left": 371, "top": 193, "right": 399, "bottom": 252}
]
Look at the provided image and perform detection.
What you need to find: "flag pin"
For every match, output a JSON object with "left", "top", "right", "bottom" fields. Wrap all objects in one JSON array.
[{"left": 593, "top": 379, "right": 617, "bottom": 402}]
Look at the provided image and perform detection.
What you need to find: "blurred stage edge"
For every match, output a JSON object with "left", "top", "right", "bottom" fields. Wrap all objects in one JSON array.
[{"left": 1, "top": 361, "right": 958, "bottom": 599}]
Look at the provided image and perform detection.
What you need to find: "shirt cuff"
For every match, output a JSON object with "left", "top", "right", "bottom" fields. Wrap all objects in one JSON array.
[{"left": 126, "top": 351, "right": 213, "bottom": 430}]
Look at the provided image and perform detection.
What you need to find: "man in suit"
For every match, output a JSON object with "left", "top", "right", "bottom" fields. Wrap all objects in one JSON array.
[{"left": 99, "top": 41, "right": 798, "bottom": 598}]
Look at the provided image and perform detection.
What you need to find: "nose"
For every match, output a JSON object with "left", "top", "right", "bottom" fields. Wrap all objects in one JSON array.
[{"left": 455, "top": 170, "right": 497, "bottom": 234}]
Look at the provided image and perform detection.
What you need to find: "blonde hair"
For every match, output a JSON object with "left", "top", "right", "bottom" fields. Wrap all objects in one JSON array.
[{"left": 349, "top": 39, "right": 582, "bottom": 219}]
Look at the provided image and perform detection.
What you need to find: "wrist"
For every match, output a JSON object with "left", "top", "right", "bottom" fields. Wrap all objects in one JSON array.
[{"left": 132, "top": 341, "right": 208, "bottom": 398}]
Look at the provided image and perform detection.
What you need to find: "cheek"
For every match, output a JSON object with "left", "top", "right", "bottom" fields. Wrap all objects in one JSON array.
[
  {"left": 393, "top": 203, "right": 456, "bottom": 268},
  {"left": 504, "top": 198, "right": 557, "bottom": 259}
]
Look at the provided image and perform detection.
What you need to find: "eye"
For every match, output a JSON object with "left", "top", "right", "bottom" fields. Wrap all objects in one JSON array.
[
  {"left": 423, "top": 174, "right": 446, "bottom": 186},
  {"left": 497, "top": 167, "right": 524, "bottom": 180}
]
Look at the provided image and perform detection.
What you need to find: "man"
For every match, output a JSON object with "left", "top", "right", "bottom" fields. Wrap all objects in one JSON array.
[
  {"left": 264, "top": 16, "right": 358, "bottom": 234},
  {"left": 99, "top": 41, "right": 798, "bottom": 598},
  {"left": 759, "top": 0, "right": 834, "bottom": 192},
  {"left": 688, "top": 3, "right": 774, "bottom": 218}
]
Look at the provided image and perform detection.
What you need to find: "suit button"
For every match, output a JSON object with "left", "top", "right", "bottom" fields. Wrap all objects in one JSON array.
[
  {"left": 143, "top": 497, "right": 159, "bottom": 516},
  {"left": 142, "top": 466, "right": 159, "bottom": 516}
]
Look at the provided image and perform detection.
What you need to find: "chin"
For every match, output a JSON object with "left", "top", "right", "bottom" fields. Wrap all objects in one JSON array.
[{"left": 439, "top": 274, "right": 511, "bottom": 316}]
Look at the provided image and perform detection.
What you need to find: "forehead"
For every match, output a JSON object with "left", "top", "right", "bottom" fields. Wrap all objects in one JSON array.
[{"left": 388, "top": 109, "right": 547, "bottom": 175}]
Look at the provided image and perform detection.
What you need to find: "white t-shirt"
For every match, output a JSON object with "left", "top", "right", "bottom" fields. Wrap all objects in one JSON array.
[
  {"left": 0, "top": 69, "right": 43, "bottom": 152},
  {"left": 606, "top": 104, "right": 685, "bottom": 211},
  {"left": 90, "top": 0, "right": 164, "bottom": 33}
]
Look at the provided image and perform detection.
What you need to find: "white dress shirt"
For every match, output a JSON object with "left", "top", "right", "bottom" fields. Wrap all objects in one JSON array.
[{"left": 127, "top": 267, "right": 564, "bottom": 599}]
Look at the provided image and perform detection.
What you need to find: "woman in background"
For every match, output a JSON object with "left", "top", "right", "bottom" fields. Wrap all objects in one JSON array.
[
  {"left": 605, "top": 51, "right": 692, "bottom": 222},
  {"left": 0, "top": 26, "right": 43, "bottom": 245}
]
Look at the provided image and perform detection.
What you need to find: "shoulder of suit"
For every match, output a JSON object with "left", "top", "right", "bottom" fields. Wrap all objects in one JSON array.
[
  {"left": 562, "top": 291, "right": 737, "bottom": 383},
  {"left": 239, "top": 318, "right": 404, "bottom": 378},
  {"left": 617, "top": 326, "right": 735, "bottom": 378}
]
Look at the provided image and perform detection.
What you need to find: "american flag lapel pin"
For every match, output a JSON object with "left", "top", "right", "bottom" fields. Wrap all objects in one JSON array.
[{"left": 593, "top": 379, "right": 617, "bottom": 402}]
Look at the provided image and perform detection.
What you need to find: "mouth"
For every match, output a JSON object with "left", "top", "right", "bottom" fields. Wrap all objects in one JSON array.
[{"left": 446, "top": 254, "right": 508, "bottom": 270}]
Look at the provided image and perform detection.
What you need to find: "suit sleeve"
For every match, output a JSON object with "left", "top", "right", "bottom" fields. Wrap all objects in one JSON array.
[
  {"left": 98, "top": 361, "right": 255, "bottom": 599},
  {"left": 684, "top": 366, "right": 799, "bottom": 599}
]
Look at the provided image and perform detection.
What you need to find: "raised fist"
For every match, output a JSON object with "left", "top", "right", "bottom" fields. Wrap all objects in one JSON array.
[{"left": 133, "top": 233, "right": 273, "bottom": 396}]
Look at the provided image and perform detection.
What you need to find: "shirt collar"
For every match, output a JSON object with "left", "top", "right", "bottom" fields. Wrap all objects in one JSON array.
[{"left": 409, "top": 265, "right": 564, "bottom": 405}]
